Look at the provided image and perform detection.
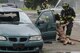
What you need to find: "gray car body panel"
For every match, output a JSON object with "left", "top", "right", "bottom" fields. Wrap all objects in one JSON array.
[{"left": 0, "top": 24, "right": 41, "bottom": 36}]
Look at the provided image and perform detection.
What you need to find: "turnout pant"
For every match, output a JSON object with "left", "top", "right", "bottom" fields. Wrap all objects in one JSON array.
[{"left": 63, "top": 22, "right": 73, "bottom": 36}]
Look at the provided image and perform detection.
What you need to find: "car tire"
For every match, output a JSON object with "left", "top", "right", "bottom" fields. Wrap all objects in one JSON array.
[
  {"left": 36, "top": 50, "right": 43, "bottom": 53},
  {"left": 36, "top": 46, "right": 43, "bottom": 53},
  {"left": 39, "top": 46, "right": 43, "bottom": 53}
]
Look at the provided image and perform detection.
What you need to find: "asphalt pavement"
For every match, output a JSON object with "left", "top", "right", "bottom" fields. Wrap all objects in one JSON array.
[{"left": 25, "top": 10, "right": 80, "bottom": 53}]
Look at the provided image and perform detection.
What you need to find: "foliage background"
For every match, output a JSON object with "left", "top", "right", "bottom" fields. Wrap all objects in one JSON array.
[{"left": 25, "top": 0, "right": 58, "bottom": 10}]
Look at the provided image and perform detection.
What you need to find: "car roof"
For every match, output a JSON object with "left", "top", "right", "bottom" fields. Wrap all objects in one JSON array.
[{"left": 0, "top": 7, "right": 22, "bottom": 12}]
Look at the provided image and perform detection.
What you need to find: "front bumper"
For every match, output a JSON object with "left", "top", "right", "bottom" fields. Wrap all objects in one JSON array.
[
  {"left": 0, "top": 46, "right": 39, "bottom": 53},
  {"left": 0, "top": 41, "right": 43, "bottom": 52}
]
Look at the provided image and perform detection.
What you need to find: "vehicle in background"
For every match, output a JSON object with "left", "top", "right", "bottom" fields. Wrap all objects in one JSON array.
[
  {"left": 0, "top": 4, "right": 8, "bottom": 7},
  {"left": 0, "top": 3, "right": 17, "bottom": 8},
  {"left": 7, "top": 3, "right": 17, "bottom": 8}
]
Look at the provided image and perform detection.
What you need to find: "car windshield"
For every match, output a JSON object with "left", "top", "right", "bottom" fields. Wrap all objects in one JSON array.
[
  {"left": 0, "top": 12, "right": 32, "bottom": 24},
  {"left": 19, "top": 12, "right": 32, "bottom": 24},
  {"left": 0, "top": 12, "right": 19, "bottom": 22}
]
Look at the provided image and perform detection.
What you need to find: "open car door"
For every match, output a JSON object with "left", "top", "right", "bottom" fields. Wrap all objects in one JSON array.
[{"left": 35, "top": 10, "right": 56, "bottom": 42}]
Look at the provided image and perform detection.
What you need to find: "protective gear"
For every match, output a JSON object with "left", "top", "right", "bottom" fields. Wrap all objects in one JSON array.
[
  {"left": 61, "top": 7, "right": 76, "bottom": 22},
  {"left": 66, "top": 22, "right": 73, "bottom": 36},
  {"left": 67, "top": 16, "right": 75, "bottom": 21},
  {"left": 37, "top": 10, "right": 41, "bottom": 15},
  {"left": 71, "top": 17, "right": 75, "bottom": 20},
  {"left": 61, "top": 4, "right": 76, "bottom": 36},
  {"left": 60, "top": 21, "right": 65, "bottom": 23},
  {"left": 62, "top": 3, "right": 69, "bottom": 10}
]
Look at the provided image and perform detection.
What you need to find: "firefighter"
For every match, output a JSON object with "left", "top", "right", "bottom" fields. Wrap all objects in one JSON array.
[
  {"left": 61, "top": 3, "right": 76, "bottom": 36},
  {"left": 41, "top": 0, "right": 49, "bottom": 10}
]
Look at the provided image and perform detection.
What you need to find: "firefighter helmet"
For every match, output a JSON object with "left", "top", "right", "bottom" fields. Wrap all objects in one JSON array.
[{"left": 62, "top": 3, "right": 69, "bottom": 9}]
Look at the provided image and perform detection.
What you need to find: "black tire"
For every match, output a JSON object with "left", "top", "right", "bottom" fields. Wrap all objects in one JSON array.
[
  {"left": 36, "top": 46, "right": 43, "bottom": 53},
  {"left": 36, "top": 50, "right": 43, "bottom": 53}
]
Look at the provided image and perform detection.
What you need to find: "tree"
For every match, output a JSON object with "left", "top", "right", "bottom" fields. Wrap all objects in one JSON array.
[{"left": 25, "top": 0, "right": 58, "bottom": 10}]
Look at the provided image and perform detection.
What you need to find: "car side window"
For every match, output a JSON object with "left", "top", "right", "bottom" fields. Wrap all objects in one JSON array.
[{"left": 39, "top": 11, "right": 53, "bottom": 23}]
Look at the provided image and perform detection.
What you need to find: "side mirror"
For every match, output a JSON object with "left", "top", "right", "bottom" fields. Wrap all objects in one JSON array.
[
  {"left": 38, "top": 20, "right": 45, "bottom": 24},
  {"left": 35, "top": 20, "right": 45, "bottom": 26}
]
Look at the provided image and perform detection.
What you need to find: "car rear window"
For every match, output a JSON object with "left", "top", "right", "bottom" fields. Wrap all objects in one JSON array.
[{"left": 0, "top": 12, "right": 19, "bottom": 22}]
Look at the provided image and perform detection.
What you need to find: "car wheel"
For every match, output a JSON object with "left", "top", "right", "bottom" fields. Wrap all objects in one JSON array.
[
  {"left": 36, "top": 50, "right": 43, "bottom": 53},
  {"left": 39, "top": 46, "right": 43, "bottom": 53},
  {"left": 39, "top": 49, "right": 43, "bottom": 53},
  {"left": 35, "top": 46, "right": 43, "bottom": 53}
]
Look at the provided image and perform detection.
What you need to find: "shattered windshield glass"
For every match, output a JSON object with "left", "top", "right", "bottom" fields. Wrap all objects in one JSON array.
[{"left": 0, "top": 12, "right": 19, "bottom": 22}]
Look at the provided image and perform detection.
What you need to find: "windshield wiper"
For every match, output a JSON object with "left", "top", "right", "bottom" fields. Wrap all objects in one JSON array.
[
  {"left": 0, "top": 21, "right": 24, "bottom": 24},
  {"left": 0, "top": 21, "right": 11, "bottom": 24},
  {"left": 0, "top": 21, "right": 31, "bottom": 24},
  {"left": 11, "top": 21, "right": 24, "bottom": 24}
]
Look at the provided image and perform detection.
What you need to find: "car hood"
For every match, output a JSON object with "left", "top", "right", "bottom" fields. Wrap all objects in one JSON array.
[{"left": 0, "top": 24, "right": 41, "bottom": 36}]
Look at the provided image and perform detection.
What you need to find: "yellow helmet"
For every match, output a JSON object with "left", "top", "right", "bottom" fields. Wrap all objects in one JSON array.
[{"left": 62, "top": 3, "right": 69, "bottom": 9}]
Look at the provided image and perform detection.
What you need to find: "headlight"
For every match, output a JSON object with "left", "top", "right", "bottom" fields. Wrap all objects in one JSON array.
[
  {"left": 0, "top": 36, "right": 6, "bottom": 41},
  {"left": 29, "top": 36, "right": 42, "bottom": 41}
]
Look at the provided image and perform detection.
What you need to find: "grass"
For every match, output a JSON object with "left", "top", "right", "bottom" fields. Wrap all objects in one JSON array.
[{"left": 20, "top": 7, "right": 36, "bottom": 11}]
